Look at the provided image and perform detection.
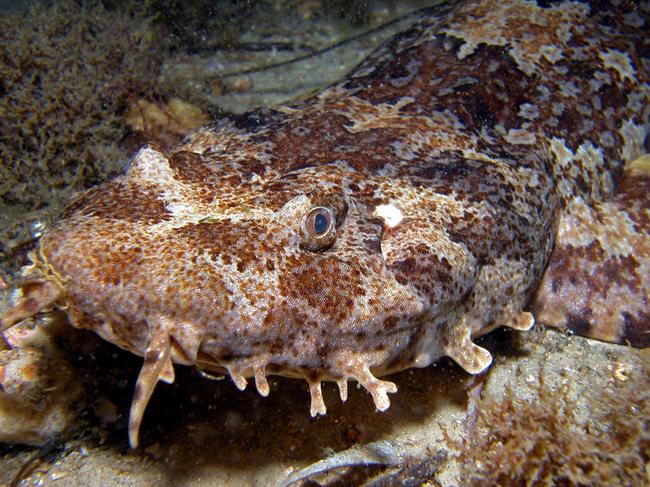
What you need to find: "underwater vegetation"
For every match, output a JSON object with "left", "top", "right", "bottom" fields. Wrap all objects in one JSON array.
[
  {"left": 0, "top": 0, "right": 162, "bottom": 211},
  {"left": 461, "top": 367, "right": 649, "bottom": 486},
  {"left": 0, "top": 0, "right": 408, "bottom": 212}
]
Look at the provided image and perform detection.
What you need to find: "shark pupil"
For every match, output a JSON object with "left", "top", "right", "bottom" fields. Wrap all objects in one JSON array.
[{"left": 314, "top": 212, "right": 329, "bottom": 235}]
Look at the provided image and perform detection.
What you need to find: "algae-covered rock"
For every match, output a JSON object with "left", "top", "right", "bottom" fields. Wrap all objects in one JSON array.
[
  {"left": 0, "top": 327, "right": 82, "bottom": 446},
  {"left": 0, "top": 324, "right": 83, "bottom": 446}
]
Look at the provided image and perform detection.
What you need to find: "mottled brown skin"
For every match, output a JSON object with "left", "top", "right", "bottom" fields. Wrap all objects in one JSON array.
[
  {"left": 533, "top": 157, "right": 650, "bottom": 347},
  {"left": 1, "top": 0, "right": 649, "bottom": 447}
]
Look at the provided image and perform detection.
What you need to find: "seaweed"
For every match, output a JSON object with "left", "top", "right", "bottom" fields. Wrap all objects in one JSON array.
[
  {"left": 460, "top": 365, "right": 649, "bottom": 486},
  {"left": 0, "top": 1, "right": 162, "bottom": 210}
]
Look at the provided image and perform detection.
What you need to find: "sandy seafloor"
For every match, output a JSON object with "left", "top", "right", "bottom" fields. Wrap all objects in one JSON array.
[{"left": 0, "top": 1, "right": 648, "bottom": 485}]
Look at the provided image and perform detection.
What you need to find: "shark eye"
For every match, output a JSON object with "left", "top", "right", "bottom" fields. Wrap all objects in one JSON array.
[{"left": 301, "top": 206, "right": 336, "bottom": 251}]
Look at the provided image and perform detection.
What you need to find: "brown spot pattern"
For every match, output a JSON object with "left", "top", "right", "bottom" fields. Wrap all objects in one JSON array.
[{"left": 2, "top": 0, "right": 648, "bottom": 445}]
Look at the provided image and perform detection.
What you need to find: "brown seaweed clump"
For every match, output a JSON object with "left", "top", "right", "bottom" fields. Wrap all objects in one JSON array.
[
  {"left": 461, "top": 368, "right": 650, "bottom": 486},
  {"left": 0, "top": 1, "right": 162, "bottom": 210},
  {"left": 123, "top": 97, "right": 211, "bottom": 149}
]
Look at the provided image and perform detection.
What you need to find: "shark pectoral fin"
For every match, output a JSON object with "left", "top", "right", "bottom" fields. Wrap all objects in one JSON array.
[
  {"left": 128, "top": 324, "right": 173, "bottom": 448},
  {"left": 532, "top": 158, "right": 650, "bottom": 348},
  {"left": 1, "top": 279, "right": 62, "bottom": 334}
]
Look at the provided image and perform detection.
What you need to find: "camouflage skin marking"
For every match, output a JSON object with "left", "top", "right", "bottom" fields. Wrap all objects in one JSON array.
[{"left": 1, "top": 0, "right": 648, "bottom": 447}]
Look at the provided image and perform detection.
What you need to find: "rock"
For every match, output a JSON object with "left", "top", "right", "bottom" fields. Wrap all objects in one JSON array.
[{"left": 0, "top": 329, "right": 83, "bottom": 446}]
